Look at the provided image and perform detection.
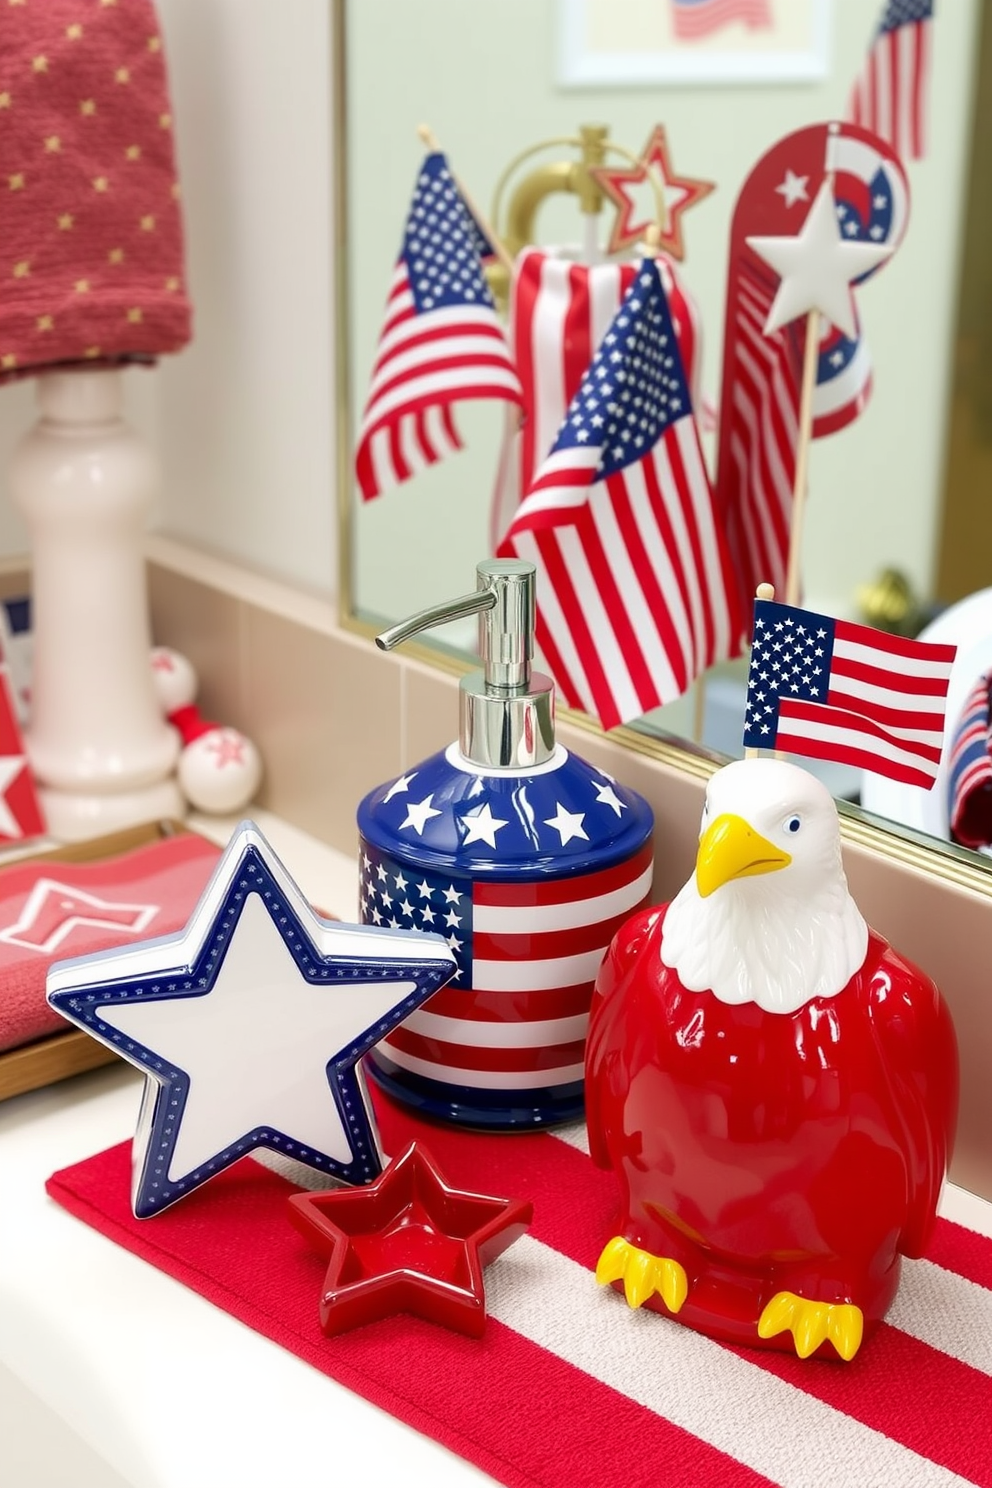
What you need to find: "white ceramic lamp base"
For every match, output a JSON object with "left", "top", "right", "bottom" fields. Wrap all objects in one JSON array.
[
  {"left": 9, "top": 369, "right": 183, "bottom": 841},
  {"left": 37, "top": 777, "right": 184, "bottom": 842}
]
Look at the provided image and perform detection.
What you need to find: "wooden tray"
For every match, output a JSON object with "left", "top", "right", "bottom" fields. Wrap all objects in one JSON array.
[{"left": 0, "top": 820, "right": 200, "bottom": 1103}]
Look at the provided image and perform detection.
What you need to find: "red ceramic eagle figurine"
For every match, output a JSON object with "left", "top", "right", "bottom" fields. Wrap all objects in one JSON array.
[{"left": 585, "top": 758, "right": 958, "bottom": 1362}]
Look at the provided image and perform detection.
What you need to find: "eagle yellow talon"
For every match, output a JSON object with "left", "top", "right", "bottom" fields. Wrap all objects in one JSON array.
[
  {"left": 595, "top": 1236, "right": 688, "bottom": 1314},
  {"left": 758, "top": 1290, "right": 864, "bottom": 1361}
]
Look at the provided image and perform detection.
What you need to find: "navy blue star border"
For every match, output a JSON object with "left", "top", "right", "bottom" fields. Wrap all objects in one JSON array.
[{"left": 47, "top": 841, "right": 454, "bottom": 1216}]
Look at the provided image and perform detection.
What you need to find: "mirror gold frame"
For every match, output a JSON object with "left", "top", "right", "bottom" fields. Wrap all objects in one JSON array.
[{"left": 331, "top": 0, "right": 992, "bottom": 906}]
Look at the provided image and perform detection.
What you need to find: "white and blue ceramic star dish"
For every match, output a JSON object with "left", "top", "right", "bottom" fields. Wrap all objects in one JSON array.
[{"left": 46, "top": 821, "right": 456, "bottom": 1217}]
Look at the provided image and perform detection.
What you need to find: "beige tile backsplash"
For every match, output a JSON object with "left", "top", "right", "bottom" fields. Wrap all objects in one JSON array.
[
  {"left": 246, "top": 607, "right": 404, "bottom": 852},
  {"left": 142, "top": 545, "right": 990, "bottom": 1200},
  {"left": 146, "top": 564, "right": 245, "bottom": 728}
]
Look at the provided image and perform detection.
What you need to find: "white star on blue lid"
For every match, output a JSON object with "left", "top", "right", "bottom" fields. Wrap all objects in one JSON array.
[{"left": 46, "top": 821, "right": 455, "bottom": 1217}]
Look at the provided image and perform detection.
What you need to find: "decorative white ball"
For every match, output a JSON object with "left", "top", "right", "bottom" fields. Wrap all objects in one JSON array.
[
  {"left": 150, "top": 647, "right": 198, "bottom": 715},
  {"left": 178, "top": 728, "right": 263, "bottom": 815}
]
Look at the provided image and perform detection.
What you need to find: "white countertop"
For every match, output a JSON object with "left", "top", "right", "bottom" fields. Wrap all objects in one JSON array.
[
  {"left": 1, "top": 812, "right": 990, "bottom": 1488},
  {"left": 0, "top": 812, "right": 494, "bottom": 1488}
]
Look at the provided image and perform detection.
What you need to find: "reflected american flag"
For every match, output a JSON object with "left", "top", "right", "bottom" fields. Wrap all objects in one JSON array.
[
  {"left": 850, "top": 0, "right": 935, "bottom": 164},
  {"left": 360, "top": 834, "right": 654, "bottom": 1098},
  {"left": 499, "top": 256, "right": 740, "bottom": 731},
  {"left": 355, "top": 151, "right": 521, "bottom": 501}
]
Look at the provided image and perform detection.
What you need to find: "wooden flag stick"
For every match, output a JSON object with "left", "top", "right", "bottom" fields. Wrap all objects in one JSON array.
[
  {"left": 784, "top": 308, "right": 820, "bottom": 607},
  {"left": 417, "top": 123, "right": 515, "bottom": 276},
  {"left": 744, "top": 582, "right": 776, "bottom": 760}
]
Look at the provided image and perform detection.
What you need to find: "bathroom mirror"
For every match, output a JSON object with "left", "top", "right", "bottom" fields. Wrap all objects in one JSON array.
[{"left": 336, "top": 0, "right": 992, "bottom": 887}]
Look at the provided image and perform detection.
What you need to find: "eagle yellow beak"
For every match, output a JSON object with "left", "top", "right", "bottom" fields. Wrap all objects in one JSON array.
[{"left": 695, "top": 813, "right": 792, "bottom": 898}]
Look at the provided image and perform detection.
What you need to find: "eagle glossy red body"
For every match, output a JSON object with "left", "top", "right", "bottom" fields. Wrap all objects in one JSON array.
[{"left": 585, "top": 904, "right": 959, "bottom": 1354}]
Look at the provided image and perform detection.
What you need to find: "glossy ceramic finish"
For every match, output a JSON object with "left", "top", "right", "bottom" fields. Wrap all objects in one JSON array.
[
  {"left": 10, "top": 370, "right": 183, "bottom": 839},
  {"left": 358, "top": 742, "right": 654, "bottom": 1128},
  {"left": 287, "top": 1141, "right": 533, "bottom": 1336},
  {"left": 46, "top": 820, "right": 456, "bottom": 1214},
  {"left": 586, "top": 903, "right": 960, "bottom": 1358}
]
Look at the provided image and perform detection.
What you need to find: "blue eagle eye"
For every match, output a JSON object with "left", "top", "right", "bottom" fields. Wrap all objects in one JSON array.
[{"left": 784, "top": 815, "right": 802, "bottom": 834}]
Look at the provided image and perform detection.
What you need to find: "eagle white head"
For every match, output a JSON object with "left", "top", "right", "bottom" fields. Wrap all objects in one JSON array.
[{"left": 660, "top": 758, "right": 869, "bottom": 1015}]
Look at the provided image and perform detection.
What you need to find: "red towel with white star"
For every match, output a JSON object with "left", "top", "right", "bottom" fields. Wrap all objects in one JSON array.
[
  {"left": 0, "top": 833, "right": 219, "bottom": 1053},
  {"left": 46, "top": 1088, "right": 992, "bottom": 1488},
  {"left": 0, "top": 0, "right": 190, "bottom": 380},
  {"left": 0, "top": 657, "right": 44, "bottom": 850}
]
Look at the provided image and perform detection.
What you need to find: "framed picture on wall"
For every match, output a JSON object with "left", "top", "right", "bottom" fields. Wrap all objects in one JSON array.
[{"left": 557, "top": 0, "right": 832, "bottom": 88}]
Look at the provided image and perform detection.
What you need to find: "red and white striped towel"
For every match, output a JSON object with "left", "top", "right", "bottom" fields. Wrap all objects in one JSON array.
[{"left": 47, "top": 1087, "right": 992, "bottom": 1488}]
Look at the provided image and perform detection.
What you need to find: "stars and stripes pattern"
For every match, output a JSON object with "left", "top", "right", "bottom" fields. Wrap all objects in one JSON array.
[
  {"left": 489, "top": 247, "right": 702, "bottom": 552},
  {"left": 53, "top": 1097, "right": 992, "bottom": 1488},
  {"left": 354, "top": 151, "right": 522, "bottom": 501},
  {"left": 716, "top": 123, "right": 909, "bottom": 606},
  {"left": 716, "top": 251, "right": 802, "bottom": 613},
  {"left": 357, "top": 746, "right": 654, "bottom": 1124},
  {"left": 948, "top": 671, "right": 992, "bottom": 849},
  {"left": 669, "top": 0, "right": 772, "bottom": 40},
  {"left": 360, "top": 834, "right": 654, "bottom": 1100},
  {"left": 498, "top": 256, "right": 740, "bottom": 731},
  {"left": 743, "top": 598, "right": 956, "bottom": 789},
  {"left": 812, "top": 126, "right": 909, "bottom": 435},
  {"left": 850, "top": 0, "right": 935, "bottom": 164},
  {"left": 461, "top": 197, "right": 499, "bottom": 267}
]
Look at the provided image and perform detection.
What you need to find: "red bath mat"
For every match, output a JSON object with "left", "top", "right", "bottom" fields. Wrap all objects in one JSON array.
[{"left": 47, "top": 1090, "right": 992, "bottom": 1488}]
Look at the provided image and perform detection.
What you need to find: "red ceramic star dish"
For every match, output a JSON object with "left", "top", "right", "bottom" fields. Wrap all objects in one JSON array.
[
  {"left": 287, "top": 1141, "right": 533, "bottom": 1337},
  {"left": 590, "top": 125, "right": 715, "bottom": 262}
]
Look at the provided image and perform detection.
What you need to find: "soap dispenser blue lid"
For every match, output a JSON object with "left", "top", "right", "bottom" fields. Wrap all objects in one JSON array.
[{"left": 358, "top": 740, "right": 653, "bottom": 879}]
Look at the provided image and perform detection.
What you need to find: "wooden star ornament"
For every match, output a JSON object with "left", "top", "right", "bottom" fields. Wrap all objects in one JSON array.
[{"left": 590, "top": 125, "right": 715, "bottom": 261}]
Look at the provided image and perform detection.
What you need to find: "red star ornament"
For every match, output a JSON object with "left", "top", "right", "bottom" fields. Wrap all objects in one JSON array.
[
  {"left": 287, "top": 1141, "right": 533, "bottom": 1337},
  {"left": 590, "top": 125, "right": 715, "bottom": 262}
]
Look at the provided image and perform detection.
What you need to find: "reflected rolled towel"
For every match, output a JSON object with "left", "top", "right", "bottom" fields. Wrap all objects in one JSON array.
[{"left": 948, "top": 672, "right": 992, "bottom": 849}]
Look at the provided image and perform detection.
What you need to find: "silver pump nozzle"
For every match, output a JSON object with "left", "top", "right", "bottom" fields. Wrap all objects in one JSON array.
[{"left": 376, "top": 559, "right": 555, "bottom": 769}]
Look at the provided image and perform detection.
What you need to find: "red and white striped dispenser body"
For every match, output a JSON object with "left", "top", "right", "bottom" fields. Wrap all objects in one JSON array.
[{"left": 357, "top": 740, "right": 653, "bottom": 1129}]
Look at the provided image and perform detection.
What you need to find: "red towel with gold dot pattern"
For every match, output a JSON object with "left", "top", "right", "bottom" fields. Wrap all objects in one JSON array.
[{"left": 0, "top": 0, "right": 190, "bottom": 380}]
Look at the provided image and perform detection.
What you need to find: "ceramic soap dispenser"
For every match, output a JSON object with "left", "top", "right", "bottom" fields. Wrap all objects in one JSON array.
[{"left": 357, "top": 558, "right": 654, "bottom": 1130}]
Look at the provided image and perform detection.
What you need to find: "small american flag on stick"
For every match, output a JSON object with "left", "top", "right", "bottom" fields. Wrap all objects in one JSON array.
[
  {"left": 743, "top": 597, "right": 956, "bottom": 789},
  {"left": 849, "top": 0, "right": 935, "bottom": 164},
  {"left": 355, "top": 152, "right": 522, "bottom": 502},
  {"left": 498, "top": 256, "right": 740, "bottom": 732}
]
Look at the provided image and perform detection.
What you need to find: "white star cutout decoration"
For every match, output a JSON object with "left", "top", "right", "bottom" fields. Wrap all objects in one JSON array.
[
  {"left": 460, "top": 801, "right": 509, "bottom": 848},
  {"left": 383, "top": 771, "right": 417, "bottom": 804},
  {"left": 45, "top": 821, "right": 456, "bottom": 1216},
  {"left": 775, "top": 169, "right": 809, "bottom": 208},
  {"left": 594, "top": 781, "right": 627, "bottom": 817},
  {"left": 544, "top": 802, "right": 589, "bottom": 846},
  {"left": 747, "top": 178, "right": 893, "bottom": 338},
  {"left": 399, "top": 793, "right": 442, "bottom": 835}
]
